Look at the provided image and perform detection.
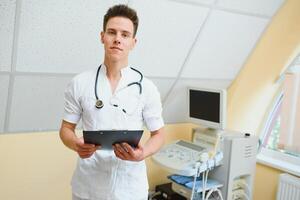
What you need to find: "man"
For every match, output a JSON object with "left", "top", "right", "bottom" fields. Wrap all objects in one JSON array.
[{"left": 59, "top": 4, "right": 164, "bottom": 200}]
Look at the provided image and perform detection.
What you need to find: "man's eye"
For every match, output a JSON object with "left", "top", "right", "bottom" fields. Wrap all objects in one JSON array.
[
  {"left": 122, "top": 33, "right": 129, "bottom": 38},
  {"left": 107, "top": 31, "right": 115, "bottom": 35}
]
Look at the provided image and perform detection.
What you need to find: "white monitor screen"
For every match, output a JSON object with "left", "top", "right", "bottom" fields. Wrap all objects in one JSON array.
[{"left": 188, "top": 87, "right": 226, "bottom": 130}]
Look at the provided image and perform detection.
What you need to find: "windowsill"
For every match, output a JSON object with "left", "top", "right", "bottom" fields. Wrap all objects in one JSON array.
[{"left": 257, "top": 148, "right": 300, "bottom": 177}]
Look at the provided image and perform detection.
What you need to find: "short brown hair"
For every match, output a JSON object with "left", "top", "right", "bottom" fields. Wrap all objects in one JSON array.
[{"left": 103, "top": 4, "right": 139, "bottom": 37}]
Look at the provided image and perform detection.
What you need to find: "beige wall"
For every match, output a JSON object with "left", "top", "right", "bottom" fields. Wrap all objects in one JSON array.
[
  {"left": 253, "top": 164, "right": 283, "bottom": 200},
  {"left": 227, "top": 0, "right": 300, "bottom": 199},
  {"left": 0, "top": 132, "right": 77, "bottom": 200}
]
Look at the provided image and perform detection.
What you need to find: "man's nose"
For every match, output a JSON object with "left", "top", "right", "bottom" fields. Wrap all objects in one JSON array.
[
  {"left": 114, "top": 34, "right": 121, "bottom": 44},
  {"left": 114, "top": 39, "right": 121, "bottom": 45}
]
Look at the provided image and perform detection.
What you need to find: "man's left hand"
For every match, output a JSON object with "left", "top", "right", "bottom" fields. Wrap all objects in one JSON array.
[{"left": 113, "top": 143, "right": 144, "bottom": 161}]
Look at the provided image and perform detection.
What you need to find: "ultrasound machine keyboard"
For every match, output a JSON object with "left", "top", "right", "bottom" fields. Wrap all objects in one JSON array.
[{"left": 152, "top": 140, "right": 207, "bottom": 176}]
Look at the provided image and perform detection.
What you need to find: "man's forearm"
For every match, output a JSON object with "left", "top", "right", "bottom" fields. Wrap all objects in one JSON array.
[
  {"left": 142, "top": 127, "right": 164, "bottom": 158},
  {"left": 59, "top": 122, "right": 78, "bottom": 151}
]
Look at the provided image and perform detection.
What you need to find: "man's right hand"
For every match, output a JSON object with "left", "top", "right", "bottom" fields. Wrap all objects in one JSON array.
[
  {"left": 59, "top": 120, "right": 100, "bottom": 159},
  {"left": 75, "top": 137, "right": 100, "bottom": 159}
]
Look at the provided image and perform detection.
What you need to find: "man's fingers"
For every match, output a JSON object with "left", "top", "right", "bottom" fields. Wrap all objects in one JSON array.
[
  {"left": 115, "top": 152, "right": 125, "bottom": 160},
  {"left": 115, "top": 144, "right": 129, "bottom": 154},
  {"left": 79, "top": 152, "right": 93, "bottom": 158},
  {"left": 122, "top": 143, "right": 134, "bottom": 155},
  {"left": 113, "top": 145, "right": 127, "bottom": 160},
  {"left": 78, "top": 146, "right": 99, "bottom": 157},
  {"left": 84, "top": 145, "right": 99, "bottom": 151},
  {"left": 76, "top": 143, "right": 98, "bottom": 151},
  {"left": 77, "top": 145, "right": 100, "bottom": 158},
  {"left": 78, "top": 143, "right": 96, "bottom": 149},
  {"left": 78, "top": 149, "right": 95, "bottom": 153}
]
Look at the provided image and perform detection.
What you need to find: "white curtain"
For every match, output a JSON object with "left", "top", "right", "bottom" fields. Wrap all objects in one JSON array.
[{"left": 279, "top": 70, "right": 300, "bottom": 153}]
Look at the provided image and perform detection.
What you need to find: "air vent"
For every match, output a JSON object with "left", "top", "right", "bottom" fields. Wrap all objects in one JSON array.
[{"left": 244, "top": 145, "right": 253, "bottom": 158}]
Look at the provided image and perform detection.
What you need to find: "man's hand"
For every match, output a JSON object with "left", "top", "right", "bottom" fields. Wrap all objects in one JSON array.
[
  {"left": 112, "top": 128, "right": 165, "bottom": 161},
  {"left": 75, "top": 137, "right": 100, "bottom": 159},
  {"left": 113, "top": 143, "right": 144, "bottom": 161}
]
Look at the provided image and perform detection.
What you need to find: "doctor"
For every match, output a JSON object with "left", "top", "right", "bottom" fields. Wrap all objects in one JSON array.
[{"left": 59, "top": 4, "right": 165, "bottom": 200}]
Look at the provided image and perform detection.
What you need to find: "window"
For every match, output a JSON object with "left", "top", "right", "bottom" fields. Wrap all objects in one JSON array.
[
  {"left": 258, "top": 55, "right": 300, "bottom": 176},
  {"left": 261, "top": 92, "right": 283, "bottom": 153}
]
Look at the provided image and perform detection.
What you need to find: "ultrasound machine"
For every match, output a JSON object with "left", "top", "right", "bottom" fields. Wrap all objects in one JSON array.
[{"left": 151, "top": 87, "right": 258, "bottom": 200}]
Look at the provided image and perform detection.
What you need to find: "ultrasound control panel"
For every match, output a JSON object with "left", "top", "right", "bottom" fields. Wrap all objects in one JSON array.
[{"left": 152, "top": 140, "right": 207, "bottom": 176}]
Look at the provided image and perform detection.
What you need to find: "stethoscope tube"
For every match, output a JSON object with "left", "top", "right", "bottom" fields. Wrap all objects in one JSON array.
[
  {"left": 94, "top": 65, "right": 143, "bottom": 109},
  {"left": 94, "top": 66, "right": 104, "bottom": 109},
  {"left": 128, "top": 67, "right": 143, "bottom": 94}
]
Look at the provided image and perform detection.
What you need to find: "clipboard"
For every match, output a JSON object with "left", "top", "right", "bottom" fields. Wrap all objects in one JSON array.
[{"left": 83, "top": 130, "right": 143, "bottom": 149}]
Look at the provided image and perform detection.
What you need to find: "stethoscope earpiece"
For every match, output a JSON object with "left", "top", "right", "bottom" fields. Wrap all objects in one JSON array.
[{"left": 95, "top": 99, "right": 104, "bottom": 109}]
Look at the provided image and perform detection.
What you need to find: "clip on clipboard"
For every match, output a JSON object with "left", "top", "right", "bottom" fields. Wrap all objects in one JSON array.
[{"left": 83, "top": 130, "right": 143, "bottom": 150}]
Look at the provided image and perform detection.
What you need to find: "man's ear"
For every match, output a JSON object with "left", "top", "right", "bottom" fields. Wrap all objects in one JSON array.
[
  {"left": 100, "top": 31, "right": 104, "bottom": 44},
  {"left": 131, "top": 38, "right": 137, "bottom": 50}
]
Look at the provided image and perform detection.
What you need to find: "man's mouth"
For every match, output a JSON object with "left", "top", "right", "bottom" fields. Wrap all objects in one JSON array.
[{"left": 110, "top": 47, "right": 122, "bottom": 51}]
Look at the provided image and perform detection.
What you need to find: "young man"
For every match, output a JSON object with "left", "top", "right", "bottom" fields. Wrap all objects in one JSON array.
[{"left": 59, "top": 4, "right": 165, "bottom": 200}]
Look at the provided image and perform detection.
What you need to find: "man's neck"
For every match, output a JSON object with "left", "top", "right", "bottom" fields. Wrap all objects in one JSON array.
[{"left": 104, "top": 59, "right": 128, "bottom": 81}]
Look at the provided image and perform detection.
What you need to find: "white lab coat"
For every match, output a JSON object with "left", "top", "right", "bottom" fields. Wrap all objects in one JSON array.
[{"left": 63, "top": 64, "right": 164, "bottom": 200}]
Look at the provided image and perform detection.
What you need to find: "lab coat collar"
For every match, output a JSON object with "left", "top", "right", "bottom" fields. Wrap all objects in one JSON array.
[
  {"left": 100, "top": 63, "right": 132, "bottom": 93},
  {"left": 100, "top": 63, "right": 130, "bottom": 77}
]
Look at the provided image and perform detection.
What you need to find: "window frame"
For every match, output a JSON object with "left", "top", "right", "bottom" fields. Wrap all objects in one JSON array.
[
  {"left": 257, "top": 148, "right": 300, "bottom": 176},
  {"left": 257, "top": 70, "right": 300, "bottom": 176}
]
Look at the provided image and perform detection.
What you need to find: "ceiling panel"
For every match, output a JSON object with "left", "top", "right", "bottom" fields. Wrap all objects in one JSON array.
[
  {"left": 0, "top": 75, "right": 10, "bottom": 132},
  {"left": 182, "top": 10, "right": 268, "bottom": 79},
  {"left": 216, "top": 0, "right": 285, "bottom": 17},
  {"left": 129, "top": 0, "right": 209, "bottom": 77},
  {"left": 162, "top": 79, "right": 230, "bottom": 123},
  {"left": 16, "top": 0, "right": 126, "bottom": 73},
  {"left": 0, "top": 0, "right": 16, "bottom": 72},
  {"left": 8, "top": 75, "right": 72, "bottom": 132}
]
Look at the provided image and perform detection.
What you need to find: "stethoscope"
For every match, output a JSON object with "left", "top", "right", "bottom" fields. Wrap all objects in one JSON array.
[{"left": 94, "top": 64, "right": 143, "bottom": 113}]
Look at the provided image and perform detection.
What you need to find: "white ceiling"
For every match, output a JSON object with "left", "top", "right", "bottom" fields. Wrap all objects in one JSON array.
[
  {"left": 0, "top": 0, "right": 286, "bottom": 132},
  {"left": 181, "top": 10, "right": 268, "bottom": 79},
  {"left": 11, "top": 0, "right": 285, "bottom": 79},
  {"left": 15, "top": 0, "right": 127, "bottom": 73},
  {"left": 216, "top": 0, "right": 285, "bottom": 17},
  {"left": 129, "top": 0, "right": 210, "bottom": 77}
]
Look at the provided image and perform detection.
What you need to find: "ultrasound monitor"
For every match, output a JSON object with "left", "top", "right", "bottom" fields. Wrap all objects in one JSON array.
[{"left": 188, "top": 87, "right": 226, "bottom": 130}]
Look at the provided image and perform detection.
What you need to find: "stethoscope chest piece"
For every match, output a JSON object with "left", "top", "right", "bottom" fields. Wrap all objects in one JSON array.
[{"left": 95, "top": 99, "right": 104, "bottom": 109}]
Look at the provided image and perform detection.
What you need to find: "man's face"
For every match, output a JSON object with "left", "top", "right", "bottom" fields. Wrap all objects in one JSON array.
[{"left": 101, "top": 16, "right": 136, "bottom": 62}]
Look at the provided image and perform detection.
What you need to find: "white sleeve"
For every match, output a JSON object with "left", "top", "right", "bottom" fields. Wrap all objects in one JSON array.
[
  {"left": 63, "top": 78, "right": 82, "bottom": 124},
  {"left": 142, "top": 81, "right": 164, "bottom": 132}
]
